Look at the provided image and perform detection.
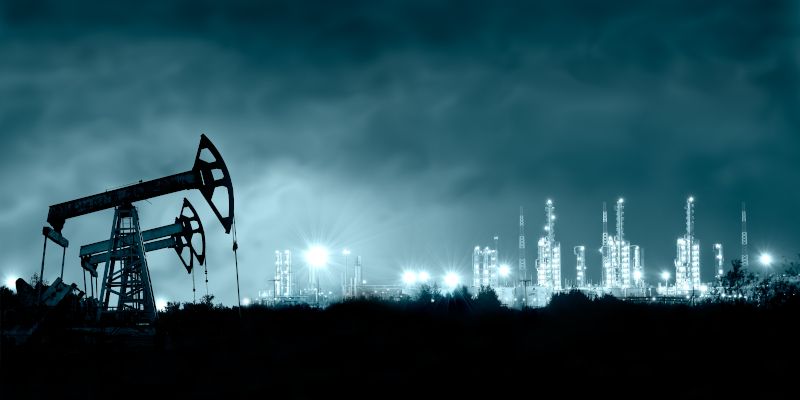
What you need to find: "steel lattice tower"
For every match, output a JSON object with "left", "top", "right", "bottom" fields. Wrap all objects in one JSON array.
[{"left": 98, "top": 203, "right": 157, "bottom": 323}]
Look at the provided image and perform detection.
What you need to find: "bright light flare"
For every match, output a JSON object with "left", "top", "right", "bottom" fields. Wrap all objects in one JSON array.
[
  {"left": 342, "top": 248, "right": 351, "bottom": 256},
  {"left": 444, "top": 272, "right": 460, "bottom": 289},
  {"left": 402, "top": 271, "right": 418, "bottom": 285},
  {"left": 661, "top": 271, "right": 670, "bottom": 281},
  {"left": 4, "top": 276, "right": 18, "bottom": 291},
  {"left": 156, "top": 298, "right": 168, "bottom": 312},
  {"left": 305, "top": 246, "right": 330, "bottom": 268},
  {"left": 633, "top": 270, "right": 642, "bottom": 281},
  {"left": 499, "top": 264, "right": 511, "bottom": 278},
  {"left": 759, "top": 253, "right": 773, "bottom": 266},
  {"left": 242, "top": 297, "right": 252, "bottom": 306},
  {"left": 418, "top": 271, "right": 431, "bottom": 283}
]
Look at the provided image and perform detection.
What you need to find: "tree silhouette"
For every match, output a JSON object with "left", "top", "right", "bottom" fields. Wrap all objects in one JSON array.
[
  {"left": 29, "top": 273, "right": 48, "bottom": 288},
  {"left": 415, "top": 283, "right": 443, "bottom": 305},
  {"left": 474, "top": 285, "right": 502, "bottom": 311},
  {"left": 721, "top": 259, "right": 756, "bottom": 298}
]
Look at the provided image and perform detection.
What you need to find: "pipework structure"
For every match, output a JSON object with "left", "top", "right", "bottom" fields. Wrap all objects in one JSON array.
[
  {"left": 519, "top": 206, "right": 527, "bottom": 282},
  {"left": 536, "top": 200, "right": 561, "bottom": 290},
  {"left": 353, "top": 256, "right": 363, "bottom": 297},
  {"left": 631, "top": 245, "right": 643, "bottom": 287},
  {"left": 714, "top": 244, "right": 724, "bottom": 281},
  {"left": 274, "top": 250, "right": 293, "bottom": 297},
  {"left": 675, "top": 196, "right": 701, "bottom": 292},
  {"left": 473, "top": 245, "right": 498, "bottom": 288},
  {"left": 601, "top": 198, "right": 642, "bottom": 289},
  {"left": 741, "top": 202, "right": 748, "bottom": 268},
  {"left": 601, "top": 202, "right": 611, "bottom": 288},
  {"left": 574, "top": 246, "right": 586, "bottom": 287}
]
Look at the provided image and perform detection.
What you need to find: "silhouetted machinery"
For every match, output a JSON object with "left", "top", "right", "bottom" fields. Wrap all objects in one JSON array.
[
  {"left": 79, "top": 198, "right": 206, "bottom": 321},
  {"left": 38, "top": 134, "right": 234, "bottom": 325}
]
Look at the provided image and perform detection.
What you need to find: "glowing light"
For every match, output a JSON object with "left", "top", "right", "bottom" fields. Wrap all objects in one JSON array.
[
  {"left": 156, "top": 298, "right": 168, "bottom": 311},
  {"left": 418, "top": 271, "right": 431, "bottom": 283},
  {"left": 547, "top": 199, "right": 553, "bottom": 205},
  {"left": 499, "top": 264, "right": 511, "bottom": 278},
  {"left": 242, "top": 297, "right": 251, "bottom": 306},
  {"left": 688, "top": 196, "right": 694, "bottom": 203},
  {"left": 661, "top": 271, "right": 670, "bottom": 281},
  {"left": 618, "top": 198, "right": 624, "bottom": 204},
  {"left": 342, "top": 248, "right": 351, "bottom": 256},
  {"left": 759, "top": 253, "right": 773, "bottom": 266},
  {"left": 402, "top": 271, "right": 418, "bottom": 285},
  {"left": 4, "top": 276, "right": 18, "bottom": 291},
  {"left": 700, "top": 285, "right": 708, "bottom": 293},
  {"left": 305, "top": 246, "right": 330, "bottom": 268},
  {"left": 444, "top": 272, "right": 460, "bottom": 289},
  {"left": 633, "top": 270, "right": 642, "bottom": 281}
]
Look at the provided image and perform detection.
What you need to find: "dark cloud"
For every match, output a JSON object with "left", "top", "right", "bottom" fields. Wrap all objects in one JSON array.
[{"left": 1, "top": 0, "right": 798, "bottom": 304}]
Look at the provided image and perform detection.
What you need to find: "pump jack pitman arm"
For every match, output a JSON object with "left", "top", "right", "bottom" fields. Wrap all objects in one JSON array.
[
  {"left": 47, "top": 134, "right": 233, "bottom": 234},
  {"left": 79, "top": 198, "right": 206, "bottom": 277}
]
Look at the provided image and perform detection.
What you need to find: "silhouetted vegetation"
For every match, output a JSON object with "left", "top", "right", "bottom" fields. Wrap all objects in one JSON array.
[
  {"left": 2, "top": 264, "right": 800, "bottom": 398},
  {"left": 720, "top": 259, "right": 757, "bottom": 298}
]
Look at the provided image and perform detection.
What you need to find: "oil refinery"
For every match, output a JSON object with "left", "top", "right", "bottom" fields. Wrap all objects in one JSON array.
[{"left": 246, "top": 195, "right": 758, "bottom": 309}]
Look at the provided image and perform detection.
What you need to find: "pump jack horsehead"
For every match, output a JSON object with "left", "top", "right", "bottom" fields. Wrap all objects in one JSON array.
[{"left": 40, "top": 134, "right": 234, "bottom": 323}]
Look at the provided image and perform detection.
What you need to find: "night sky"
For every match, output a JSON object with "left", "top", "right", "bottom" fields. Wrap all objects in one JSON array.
[{"left": 1, "top": 0, "right": 798, "bottom": 305}]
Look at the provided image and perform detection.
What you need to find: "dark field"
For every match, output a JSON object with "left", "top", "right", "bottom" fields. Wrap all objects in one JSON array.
[{"left": 2, "top": 293, "right": 798, "bottom": 398}]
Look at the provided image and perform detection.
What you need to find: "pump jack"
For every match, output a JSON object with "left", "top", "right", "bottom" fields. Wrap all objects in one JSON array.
[
  {"left": 77, "top": 198, "right": 206, "bottom": 321},
  {"left": 39, "top": 134, "right": 233, "bottom": 324}
]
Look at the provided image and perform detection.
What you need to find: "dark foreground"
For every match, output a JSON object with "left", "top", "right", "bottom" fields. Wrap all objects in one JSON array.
[{"left": 2, "top": 294, "right": 799, "bottom": 398}]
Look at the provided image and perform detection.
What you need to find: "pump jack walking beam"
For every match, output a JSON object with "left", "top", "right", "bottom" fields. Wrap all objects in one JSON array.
[
  {"left": 47, "top": 134, "right": 234, "bottom": 234},
  {"left": 79, "top": 198, "right": 206, "bottom": 277}
]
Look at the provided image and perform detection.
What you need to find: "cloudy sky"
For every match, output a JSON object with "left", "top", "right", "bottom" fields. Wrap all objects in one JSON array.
[{"left": 1, "top": 0, "right": 798, "bottom": 305}]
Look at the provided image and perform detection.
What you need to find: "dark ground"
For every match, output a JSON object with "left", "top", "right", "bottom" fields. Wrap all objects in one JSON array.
[{"left": 2, "top": 293, "right": 798, "bottom": 399}]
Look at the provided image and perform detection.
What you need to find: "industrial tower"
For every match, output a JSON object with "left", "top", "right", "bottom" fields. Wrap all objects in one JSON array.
[
  {"left": 574, "top": 246, "right": 586, "bottom": 287},
  {"left": 601, "top": 202, "right": 611, "bottom": 287},
  {"left": 353, "top": 256, "right": 362, "bottom": 297},
  {"left": 675, "top": 196, "right": 701, "bottom": 292},
  {"left": 714, "top": 244, "right": 724, "bottom": 281},
  {"left": 536, "top": 200, "right": 561, "bottom": 290},
  {"left": 473, "top": 245, "right": 498, "bottom": 288},
  {"left": 519, "top": 207, "right": 527, "bottom": 282},
  {"left": 274, "top": 250, "right": 293, "bottom": 297},
  {"left": 631, "top": 245, "right": 643, "bottom": 287},
  {"left": 610, "top": 198, "right": 631, "bottom": 287},
  {"left": 602, "top": 198, "right": 640, "bottom": 289},
  {"left": 741, "top": 202, "right": 748, "bottom": 268}
]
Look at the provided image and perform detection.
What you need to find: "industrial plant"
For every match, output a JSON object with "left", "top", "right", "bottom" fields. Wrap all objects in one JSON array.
[
  {"left": 422, "top": 195, "right": 761, "bottom": 308},
  {"left": 244, "top": 195, "right": 764, "bottom": 310}
]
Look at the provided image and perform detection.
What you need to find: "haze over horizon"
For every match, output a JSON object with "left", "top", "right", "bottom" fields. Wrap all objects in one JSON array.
[{"left": 1, "top": 0, "right": 799, "bottom": 305}]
